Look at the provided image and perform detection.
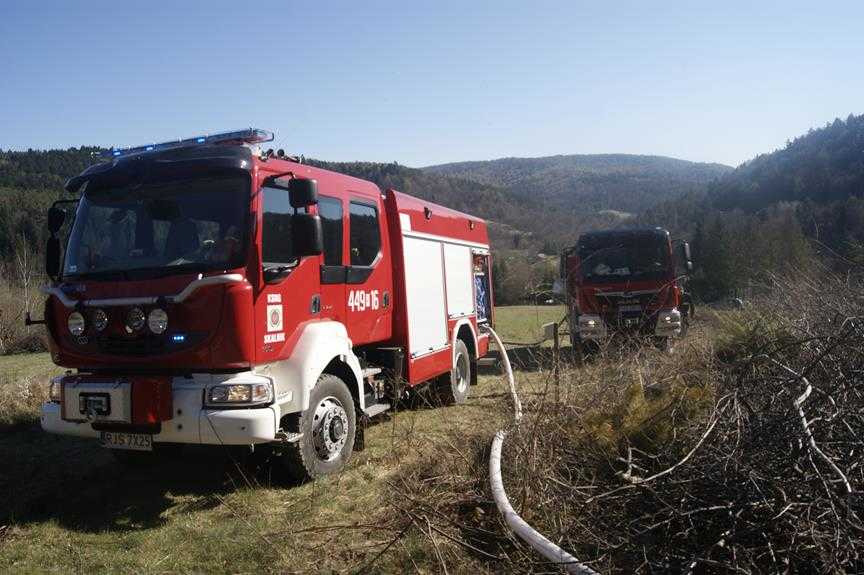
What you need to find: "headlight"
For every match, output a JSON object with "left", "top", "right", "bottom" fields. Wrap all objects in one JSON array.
[
  {"left": 125, "top": 307, "right": 146, "bottom": 332},
  {"left": 92, "top": 308, "right": 109, "bottom": 332},
  {"left": 49, "top": 377, "right": 62, "bottom": 402},
  {"left": 67, "top": 311, "right": 85, "bottom": 336},
  {"left": 208, "top": 383, "right": 273, "bottom": 405},
  {"left": 148, "top": 308, "right": 168, "bottom": 334}
]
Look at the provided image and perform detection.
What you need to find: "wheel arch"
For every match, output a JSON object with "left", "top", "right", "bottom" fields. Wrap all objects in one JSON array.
[
  {"left": 452, "top": 319, "right": 478, "bottom": 386},
  {"left": 322, "top": 356, "right": 363, "bottom": 413},
  {"left": 255, "top": 321, "right": 365, "bottom": 416}
]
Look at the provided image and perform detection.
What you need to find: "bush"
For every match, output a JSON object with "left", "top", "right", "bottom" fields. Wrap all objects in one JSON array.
[
  {"left": 387, "top": 274, "right": 864, "bottom": 573},
  {"left": 0, "top": 258, "right": 48, "bottom": 355},
  {"left": 503, "top": 274, "right": 864, "bottom": 572}
]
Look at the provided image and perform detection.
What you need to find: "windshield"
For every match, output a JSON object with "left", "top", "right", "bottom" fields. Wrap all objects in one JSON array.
[
  {"left": 63, "top": 175, "right": 249, "bottom": 279},
  {"left": 578, "top": 233, "right": 670, "bottom": 284}
]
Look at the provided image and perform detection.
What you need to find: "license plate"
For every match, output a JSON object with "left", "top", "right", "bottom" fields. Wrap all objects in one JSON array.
[{"left": 100, "top": 431, "right": 153, "bottom": 451}]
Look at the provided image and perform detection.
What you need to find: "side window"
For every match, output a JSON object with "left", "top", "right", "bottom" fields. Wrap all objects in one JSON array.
[
  {"left": 349, "top": 201, "right": 380, "bottom": 266},
  {"left": 261, "top": 186, "right": 293, "bottom": 265},
  {"left": 319, "top": 196, "right": 343, "bottom": 266}
]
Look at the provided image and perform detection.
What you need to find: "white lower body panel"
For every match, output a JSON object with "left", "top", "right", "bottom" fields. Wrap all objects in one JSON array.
[{"left": 40, "top": 374, "right": 281, "bottom": 446}]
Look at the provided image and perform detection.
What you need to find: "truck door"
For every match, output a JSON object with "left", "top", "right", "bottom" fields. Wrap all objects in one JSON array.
[
  {"left": 345, "top": 196, "right": 393, "bottom": 345},
  {"left": 318, "top": 195, "right": 347, "bottom": 324},
  {"left": 254, "top": 182, "right": 320, "bottom": 363}
]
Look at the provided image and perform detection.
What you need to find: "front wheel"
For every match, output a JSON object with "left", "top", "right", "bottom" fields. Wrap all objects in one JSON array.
[
  {"left": 280, "top": 374, "right": 356, "bottom": 481},
  {"left": 653, "top": 336, "right": 673, "bottom": 353}
]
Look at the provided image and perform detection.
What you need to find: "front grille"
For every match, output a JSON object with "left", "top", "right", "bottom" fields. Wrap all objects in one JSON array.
[
  {"left": 97, "top": 335, "right": 166, "bottom": 356},
  {"left": 594, "top": 290, "right": 663, "bottom": 334},
  {"left": 89, "top": 333, "right": 204, "bottom": 356},
  {"left": 595, "top": 290, "right": 663, "bottom": 309},
  {"left": 601, "top": 311, "right": 656, "bottom": 333}
]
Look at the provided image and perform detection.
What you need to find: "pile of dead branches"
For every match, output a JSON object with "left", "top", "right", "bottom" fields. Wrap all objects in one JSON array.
[{"left": 502, "top": 273, "right": 864, "bottom": 573}]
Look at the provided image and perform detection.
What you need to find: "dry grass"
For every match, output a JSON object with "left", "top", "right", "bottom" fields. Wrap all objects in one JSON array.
[
  {"left": 0, "top": 274, "right": 47, "bottom": 355},
  {"left": 2, "top": 292, "right": 860, "bottom": 573},
  {"left": 481, "top": 276, "right": 864, "bottom": 573}
]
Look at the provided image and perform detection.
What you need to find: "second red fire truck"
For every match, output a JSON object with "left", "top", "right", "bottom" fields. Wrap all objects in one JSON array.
[
  {"left": 560, "top": 227, "right": 693, "bottom": 351},
  {"left": 35, "top": 129, "right": 494, "bottom": 479}
]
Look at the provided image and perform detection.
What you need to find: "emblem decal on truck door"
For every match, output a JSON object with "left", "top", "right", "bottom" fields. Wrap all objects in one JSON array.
[{"left": 267, "top": 304, "right": 283, "bottom": 332}]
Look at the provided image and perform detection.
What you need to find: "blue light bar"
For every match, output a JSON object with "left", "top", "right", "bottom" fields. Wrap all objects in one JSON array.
[{"left": 101, "top": 128, "right": 274, "bottom": 159}]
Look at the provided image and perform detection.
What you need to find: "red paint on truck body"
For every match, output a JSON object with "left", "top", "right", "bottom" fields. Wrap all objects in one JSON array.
[{"left": 44, "top": 140, "right": 494, "bottom": 423}]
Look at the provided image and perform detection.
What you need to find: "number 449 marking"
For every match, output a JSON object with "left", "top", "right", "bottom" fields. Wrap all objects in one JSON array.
[{"left": 348, "top": 289, "right": 379, "bottom": 312}]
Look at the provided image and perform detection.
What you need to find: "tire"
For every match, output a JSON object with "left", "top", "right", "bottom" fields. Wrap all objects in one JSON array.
[
  {"left": 280, "top": 374, "right": 356, "bottom": 481},
  {"left": 440, "top": 339, "right": 471, "bottom": 405},
  {"left": 654, "top": 336, "right": 672, "bottom": 352},
  {"left": 680, "top": 313, "right": 690, "bottom": 338}
]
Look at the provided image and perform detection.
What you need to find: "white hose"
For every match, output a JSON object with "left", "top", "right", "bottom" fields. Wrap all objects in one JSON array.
[{"left": 484, "top": 326, "right": 599, "bottom": 574}]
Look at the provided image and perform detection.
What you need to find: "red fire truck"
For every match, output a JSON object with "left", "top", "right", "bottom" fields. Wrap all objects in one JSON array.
[
  {"left": 34, "top": 129, "right": 494, "bottom": 479},
  {"left": 560, "top": 227, "right": 693, "bottom": 351}
]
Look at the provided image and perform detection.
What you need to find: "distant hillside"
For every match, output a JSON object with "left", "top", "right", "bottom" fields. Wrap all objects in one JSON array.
[
  {"left": 303, "top": 160, "right": 535, "bottom": 249},
  {"left": 635, "top": 113, "right": 864, "bottom": 300},
  {"left": 425, "top": 154, "right": 732, "bottom": 216},
  {"left": 0, "top": 147, "right": 100, "bottom": 191},
  {"left": 0, "top": 149, "right": 736, "bottom": 261},
  {"left": 709, "top": 113, "right": 864, "bottom": 211}
]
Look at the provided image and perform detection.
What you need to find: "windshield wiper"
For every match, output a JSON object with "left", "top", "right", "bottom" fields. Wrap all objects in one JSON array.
[
  {"left": 125, "top": 263, "right": 217, "bottom": 280},
  {"left": 64, "top": 263, "right": 218, "bottom": 282},
  {"left": 64, "top": 270, "right": 130, "bottom": 281},
  {"left": 263, "top": 263, "right": 297, "bottom": 283}
]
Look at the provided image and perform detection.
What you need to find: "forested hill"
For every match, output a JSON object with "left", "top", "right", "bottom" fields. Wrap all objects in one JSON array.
[
  {"left": 0, "top": 147, "right": 100, "bottom": 191},
  {"left": 709, "top": 113, "right": 864, "bottom": 211},
  {"left": 424, "top": 154, "right": 732, "bottom": 215},
  {"left": 0, "top": 147, "right": 738, "bottom": 263},
  {"left": 302, "top": 160, "right": 532, "bottom": 248},
  {"left": 636, "top": 113, "right": 864, "bottom": 300}
]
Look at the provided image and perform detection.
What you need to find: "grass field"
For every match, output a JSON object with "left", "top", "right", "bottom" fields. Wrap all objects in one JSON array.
[
  {"left": 0, "top": 352, "right": 60, "bottom": 385},
  {"left": 0, "top": 306, "right": 572, "bottom": 574}
]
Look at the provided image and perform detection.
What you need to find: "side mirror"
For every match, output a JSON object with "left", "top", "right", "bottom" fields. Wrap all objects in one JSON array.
[
  {"left": 46, "top": 237, "right": 61, "bottom": 278},
  {"left": 678, "top": 242, "right": 693, "bottom": 273},
  {"left": 291, "top": 213, "right": 323, "bottom": 257},
  {"left": 48, "top": 206, "right": 66, "bottom": 234},
  {"left": 289, "top": 178, "right": 318, "bottom": 209}
]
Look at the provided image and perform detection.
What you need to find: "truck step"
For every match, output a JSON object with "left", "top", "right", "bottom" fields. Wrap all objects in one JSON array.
[
  {"left": 274, "top": 431, "right": 304, "bottom": 443},
  {"left": 363, "top": 402, "right": 391, "bottom": 418},
  {"left": 362, "top": 367, "right": 383, "bottom": 379}
]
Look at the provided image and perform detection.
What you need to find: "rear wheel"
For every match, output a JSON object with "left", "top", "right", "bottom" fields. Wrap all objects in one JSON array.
[
  {"left": 440, "top": 339, "right": 471, "bottom": 405},
  {"left": 280, "top": 374, "right": 356, "bottom": 481}
]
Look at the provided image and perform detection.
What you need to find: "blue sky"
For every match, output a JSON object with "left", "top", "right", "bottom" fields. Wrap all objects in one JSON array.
[{"left": 1, "top": 0, "right": 862, "bottom": 167}]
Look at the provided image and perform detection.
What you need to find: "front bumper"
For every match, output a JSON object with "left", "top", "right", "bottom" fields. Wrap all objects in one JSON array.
[
  {"left": 40, "top": 373, "right": 282, "bottom": 446},
  {"left": 576, "top": 314, "right": 608, "bottom": 341},
  {"left": 576, "top": 308, "right": 682, "bottom": 340},
  {"left": 654, "top": 308, "right": 682, "bottom": 336}
]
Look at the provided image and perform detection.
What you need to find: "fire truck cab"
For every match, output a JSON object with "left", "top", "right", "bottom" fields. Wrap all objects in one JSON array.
[
  {"left": 560, "top": 227, "right": 692, "bottom": 351},
  {"left": 36, "top": 129, "right": 494, "bottom": 479}
]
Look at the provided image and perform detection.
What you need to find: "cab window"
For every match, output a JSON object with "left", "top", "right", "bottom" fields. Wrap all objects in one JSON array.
[
  {"left": 319, "top": 196, "right": 343, "bottom": 266},
  {"left": 261, "top": 186, "right": 294, "bottom": 265},
  {"left": 349, "top": 201, "right": 380, "bottom": 266}
]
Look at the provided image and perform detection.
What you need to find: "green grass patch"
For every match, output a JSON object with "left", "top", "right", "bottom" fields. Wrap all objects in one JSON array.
[
  {"left": 0, "top": 305, "right": 719, "bottom": 573},
  {"left": 493, "top": 305, "right": 565, "bottom": 345}
]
